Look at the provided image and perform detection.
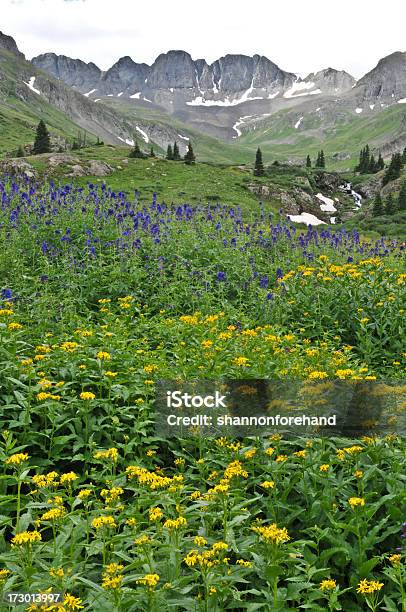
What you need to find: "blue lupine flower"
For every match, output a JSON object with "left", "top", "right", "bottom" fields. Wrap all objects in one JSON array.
[
  {"left": 1, "top": 288, "right": 13, "bottom": 300},
  {"left": 216, "top": 271, "right": 226, "bottom": 282}
]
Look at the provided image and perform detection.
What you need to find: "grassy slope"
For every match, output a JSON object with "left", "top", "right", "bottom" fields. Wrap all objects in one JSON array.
[
  {"left": 0, "top": 49, "right": 96, "bottom": 155},
  {"left": 1, "top": 46, "right": 405, "bottom": 171},
  {"left": 26, "top": 145, "right": 272, "bottom": 213},
  {"left": 100, "top": 98, "right": 253, "bottom": 164},
  {"left": 239, "top": 105, "right": 406, "bottom": 169}
]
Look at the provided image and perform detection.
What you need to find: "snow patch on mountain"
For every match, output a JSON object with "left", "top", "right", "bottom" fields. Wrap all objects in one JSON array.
[
  {"left": 178, "top": 134, "right": 189, "bottom": 140},
  {"left": 398, "top": 98, "right": 406, "bottom": 103},
  {"left": 84, "top": 88, "right": 97, "bottom": 97},
  {"left": 294, "top": 116, "right": 303, "bottom": 129},
  {"left": 284, "top": 81, "right": 321, "bottom": 98},
  {"left": 288, "top": 212, "right": 326, "bottom": 226},
  {"left": 316, "top": 193, "right": 337, "bottom": 212},
  {"left": 136, "top": 126, "right": 149, "bottom": 143},
  {"left": 24, "top": 76, "right": 41, "bottom": 95},
  {"left": 232, "top": 115, "right": 254, "bottom": 138},
  {"left": 130, "top": 92, "right": 141, "bottom": 99},
  {"left": 355, "top": 108, "right": 363, "bottom": 113},
  {"left": 187, "top": 80, "right": 263, "bottom": 107}
]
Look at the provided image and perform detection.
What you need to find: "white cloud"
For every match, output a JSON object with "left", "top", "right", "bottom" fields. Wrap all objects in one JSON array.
[{"left": 2, "top": 0, "right": 406, "bottom": 78}]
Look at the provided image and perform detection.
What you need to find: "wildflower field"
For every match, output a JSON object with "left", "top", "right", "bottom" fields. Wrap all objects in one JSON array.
[{"left": 0, "top": 175, "right": 405, "bottom": 611}]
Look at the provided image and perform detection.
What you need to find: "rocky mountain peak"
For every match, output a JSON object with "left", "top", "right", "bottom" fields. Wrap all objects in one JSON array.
[
  {"left": 303, "top": 67, "right": 356, "bottom": 93},
  {"left": 354, "top": 51, "right": 406, "bottom": 101},
  {"left": 32, "top": 53, "right": 101, "bottom": 89},
  {"left": 147, "top": 50, "right": 197, "bottom": 89},
  {"left": 0, "top": 31, "right": 25, "bottom": 59}
]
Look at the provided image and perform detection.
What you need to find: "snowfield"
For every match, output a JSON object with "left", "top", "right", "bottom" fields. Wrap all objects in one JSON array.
[
  {"left": 316, "top": 193, "right": 337, "bottom": 213},
  {"left": 187, "top": 79, "right": 263, "bottom": 107},
  {"left": 284, "top": 81, "right": 322, "bottom": 98},
  {"left": 136, "top": 126, "right": 149, "bottom": 143},
  {"left": 288, "top": 212, "right": 326, "bottom": 226},
  {"left": 24, "top": 76, "right": 41, "bottom": 95}
]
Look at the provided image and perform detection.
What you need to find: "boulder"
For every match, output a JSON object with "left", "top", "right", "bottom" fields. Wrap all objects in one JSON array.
[{"left": 87, "top": 160, "right": 113, "bottom": 176}]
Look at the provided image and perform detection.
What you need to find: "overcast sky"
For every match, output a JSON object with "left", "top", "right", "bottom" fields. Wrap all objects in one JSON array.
[{"left": 3, "top": 0, "right": 406, "bottom": 78}]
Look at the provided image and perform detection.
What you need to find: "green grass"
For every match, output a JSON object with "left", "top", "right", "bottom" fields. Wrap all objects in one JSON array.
[
  {"left": 240, "top": 105, "right": 406, "bottom": 170},
  {"left": 0, "top": 49, "right": 97, "bottom": 156}
]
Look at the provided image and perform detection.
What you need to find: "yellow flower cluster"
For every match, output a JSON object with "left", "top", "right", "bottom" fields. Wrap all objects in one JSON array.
[
  {"left": 149, "top": 506, "right": 163, "bottom": 522},
  {"left": 320, "top": 579, "right": 337, "bottom": 591},
  {"left": 184, "top": 541, "right": 228, "bottom": 568},
  {"left": 60, "top": 472, "right": 78, "bottom": 485},
  {"left": 100, "top": 486, "right": 123, "bottom": 505},
  {"left": 80, "top": 391, "right": 95, "bottom": 400},
  {"left": 102, "top": 563, "right": 125, "bottom": 590},
  {"left": 348, "top": 497, "right": 365, "bottom": 507},
  {"left": 126, "top": 465, "right": 182, "bottom": 490},
  {"left": 163, "top": 516, "right": 187, "bottom": 531},
  {"left": 32, "top": 471, "right": 59, "bottom": 488},
  {"left": 136, "top": 573, "right": 160, "bottom": 589},
  {"left": 5, "top": 453, "right": 29, "bottom": 466},
  {"left": 252, "top": 523, "right": 290, "bottom": 545},
  {"left": 91, "top": 515, "right": 117, "bottom": 530},
  {"left": 388, "top": 554, "right": 402, "bottom": 566},
  {"left": 94, "top": 448, "right": 119, "bottom": 462},
  {"left": 37, "top": 392, "right": 61, "bottom": 401},
  {"left": 11, "top": 530, "right": 42, "bottom": 546},
  {"left": 357, "top": 579, "right": 384, "bottom": 594},
  {"left": 41, "top": 506, "right": 65, "bottom": 522}
]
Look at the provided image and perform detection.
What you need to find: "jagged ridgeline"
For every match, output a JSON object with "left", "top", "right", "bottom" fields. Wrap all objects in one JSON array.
[{"left": 0, "top": 28, "right": 405, "bottom": 164}]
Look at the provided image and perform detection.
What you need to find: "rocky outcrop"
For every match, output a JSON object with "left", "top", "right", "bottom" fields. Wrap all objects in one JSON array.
[
  {"left": 147, "top": 51, "right": 197, "bottom": 89},
  {"left": 304, "top": 67, "right": 355, "bottom": 94},
  {"left": 31, "top": 50, "right": 297, "bottom": 100},
  {"left": 354, "top": 51, "right": 406, "bottom": 102},
  {"left": 0, "top": 159, "right": 36, "bottom": 179},
  {"left": 101, "top": 56, "right": 149, "bottom": 94},
  {"left": 31, "top": 53, "right": 101, "bottom": 90},
  {"left": 0, "top": 31, "right": 24, "bottom": 58}
]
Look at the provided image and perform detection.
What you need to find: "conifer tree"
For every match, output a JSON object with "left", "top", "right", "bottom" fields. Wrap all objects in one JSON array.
[
  {"left": 173, "top": 141, "right": 181, "bottom": 161},
  {"left": 372, "top": 192, "right": 384, "bottom": 217},
  {"left": 385, "top": 193, "right": 396, "bottom": 215},
  {"left": 33, "top": 120, "right": 51, "bottom": 154},
  {"left": 166, "top": 144, "right": 173, "bottom": 160},
  {"left": 319, "top": 150, "right": 325, "bottom": 168},
  {"left": 149, "top": 146, "right": 155, "bottom": 157},
  {"left": 129, "top": 140, "right": 144, "bottom": 158},
  {"left": 16, "top": 145, "right": 24, "bottom": 157},
  {"left": 398, "top": 180, "right": 406, "bottom": 211},
  {"left": 369, "top": 154, "right": 376, "bottom": 174},
  {"left": 184, "top": 142, "right": 196, "bottom": 165},
  {"left": 253, "top": 147, "right": 264, "bottom": 176},
  {"left": 306, "top": 155, "right": 311, "bottom": 168},
  {"left": 382, "top": 153, "right": 402, "bottom": 185},
  {"left": 377, "top": 152, "right": 385, "bottom": 171},
  {"left": 402, "top": 147, "right": 406, "bottom": 165}
]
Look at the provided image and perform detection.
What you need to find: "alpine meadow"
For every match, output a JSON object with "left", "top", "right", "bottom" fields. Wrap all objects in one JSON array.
[{"left": 0, "top": 1, "right": 405, "bottom": 611}]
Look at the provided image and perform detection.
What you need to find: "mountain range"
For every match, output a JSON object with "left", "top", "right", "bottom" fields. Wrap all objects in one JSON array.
[{"left": 1, "top": 30, "right": 406, "bottom": 164}]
